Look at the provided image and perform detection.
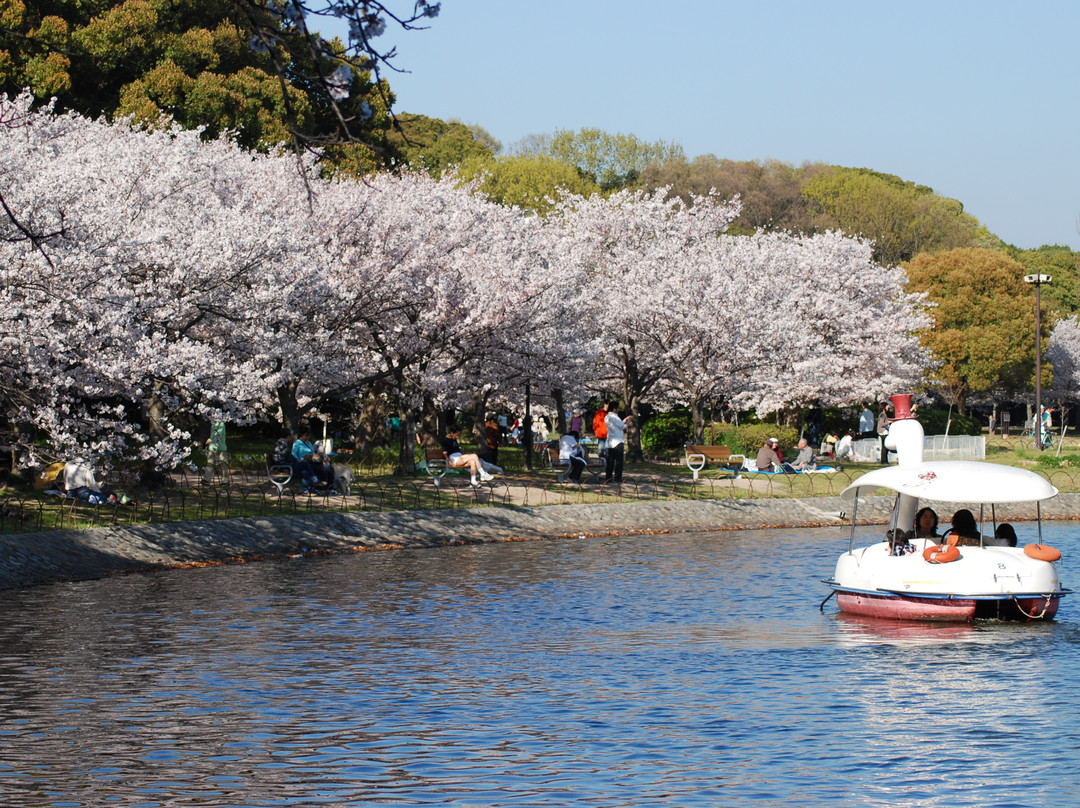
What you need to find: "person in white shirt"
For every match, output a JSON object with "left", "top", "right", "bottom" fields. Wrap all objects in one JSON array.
[
  {"left": 858, "top": 403, "right": 875, "bottom": 438},
  {"left": 603, "top": 403, "right": 632, "bottom": 483},
  {"left": 835, "top": 431, "right": 855, "bottom": 461},
  {"left": 558, "top": 431, "right": 587, "bottom": 482}
]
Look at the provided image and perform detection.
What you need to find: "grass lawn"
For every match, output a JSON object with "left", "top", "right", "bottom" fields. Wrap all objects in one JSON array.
[{"left": 3, "top": 430, "right": 1080, "bottom": 535}]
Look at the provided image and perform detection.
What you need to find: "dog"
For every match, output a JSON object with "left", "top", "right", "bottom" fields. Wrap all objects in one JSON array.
[{"left": 329, "top": 464, "right": 353, "bottom": 496}]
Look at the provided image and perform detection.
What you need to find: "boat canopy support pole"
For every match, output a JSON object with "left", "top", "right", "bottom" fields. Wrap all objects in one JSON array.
[
  {"left": 848, "top": 495, "right": 859, "bottom": 553},
  {"left": 819, "top": 589, "right": 837, "bottom": 612}
]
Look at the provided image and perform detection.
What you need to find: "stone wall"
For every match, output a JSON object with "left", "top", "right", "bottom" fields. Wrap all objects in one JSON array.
[{"left": 3, "top": 494, "right": 1078, "bottom": 590}]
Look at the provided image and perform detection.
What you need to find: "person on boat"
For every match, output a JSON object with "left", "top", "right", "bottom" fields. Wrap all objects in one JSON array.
[
  {"left": 914, "top": 507, "right": 939, "bottom": 538},
  {"left": 948, "top": 508, "right": 981, "bottom": 546},
  {"left": 985, "top": 523, "right": 1018, "bottom": 547}
]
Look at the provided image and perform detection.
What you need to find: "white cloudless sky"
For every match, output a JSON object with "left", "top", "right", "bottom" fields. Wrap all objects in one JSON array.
[{"left": 359, "top": 0, "right": 1080, "bottom": 250}]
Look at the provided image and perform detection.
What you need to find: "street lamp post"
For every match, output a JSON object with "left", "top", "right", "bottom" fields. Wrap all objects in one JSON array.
[{"left": 1024, "top": 273, "right": 1052, "bottom": 449}]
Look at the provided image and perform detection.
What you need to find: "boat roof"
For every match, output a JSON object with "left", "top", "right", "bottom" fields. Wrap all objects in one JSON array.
[{"left": 840, "top": 460, "right": 1058, "bottom": 504}]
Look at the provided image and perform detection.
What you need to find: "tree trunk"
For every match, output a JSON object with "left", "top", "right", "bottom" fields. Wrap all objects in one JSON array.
[
  {"left": 420, "top": 396, "right": 441, "bottom": 446},
  {"left": 141, "top": 380, "right": 171, "bottom": 480},
  {"left": 691, "top": 397, "right": 707, "bottom": 445},
  {"left": 620, "top": 339, "right": 644, "bottom": 462},
  {"left": 147, "top": 380, "right": 168, "bottom": 439},
  {"left": 398, "top": 408, "right": 417, "bottom": 475},
  {"left": 276, "top": 381, "right": 301, "bottom": 432},
  {"left": 351, "top": 382, "right": 389, "bottom": 455},
  {"left": 551, "top": 388, "right": 567, "bottom": 434}
]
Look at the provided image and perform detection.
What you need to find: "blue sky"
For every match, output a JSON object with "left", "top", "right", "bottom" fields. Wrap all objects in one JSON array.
[{"left": 360, "top": 0, "right": 1080, "bottom": 250}]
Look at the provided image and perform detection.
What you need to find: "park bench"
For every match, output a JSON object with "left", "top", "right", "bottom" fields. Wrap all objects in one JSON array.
[
  {"left": 423, "top": 446, "right": 451, "bottom": 486},
  {"left": 684, "top": 445, "right": 745, "bottom": 481},
  {"left": 266, "top": 453, "right": 294, "bottom": 495},
  {"left": 547, "top": 444, "right": 604, "bottom": 483}
]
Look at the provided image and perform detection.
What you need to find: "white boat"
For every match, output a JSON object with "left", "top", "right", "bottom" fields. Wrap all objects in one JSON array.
[{"left": 823, "top": 394, "right": 1070, "bottom": 622}]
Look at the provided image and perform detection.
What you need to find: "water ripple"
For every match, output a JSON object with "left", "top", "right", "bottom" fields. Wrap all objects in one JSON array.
[{"left": 0, "top": 524, "right": 1078, "bottom": 806}]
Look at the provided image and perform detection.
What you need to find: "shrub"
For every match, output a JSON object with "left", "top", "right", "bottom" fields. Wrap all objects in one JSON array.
[
  {"left": 707, "top": 423, "right": 800, "bottom": 457},
  {"left": 1036, "top": 453, "right": 1080, "bottom": 468},
  {"left": 917, "top": 409, "right": 983, "bottom": 436},
  {"left": 641, "top": 410, "right": 691, "bottom": 453}
]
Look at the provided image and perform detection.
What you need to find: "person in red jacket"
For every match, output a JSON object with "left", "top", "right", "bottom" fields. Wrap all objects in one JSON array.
[{"left": 592, "top": 403, "right": 609, "bottom": 458}]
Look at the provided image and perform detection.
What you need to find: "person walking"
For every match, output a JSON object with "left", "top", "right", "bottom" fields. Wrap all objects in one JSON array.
[{"left": 202, "top": 421, "right": 229, "bottom": 484}]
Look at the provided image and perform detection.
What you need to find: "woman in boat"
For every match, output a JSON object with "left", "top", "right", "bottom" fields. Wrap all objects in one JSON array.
[
  {"left": 914, "top": 507, "right": 939, "bottom": 538},
  {"left": 948, "top": 508, "right": 981, "bottom": 546},
  {"left": 985, "top": 522, "right": 1018, "bottom": 547}
]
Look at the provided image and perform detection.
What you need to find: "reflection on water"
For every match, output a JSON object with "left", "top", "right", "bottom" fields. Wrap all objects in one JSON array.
[{"left": 0, "top": 523, "right": 1078, "bottom": 806}]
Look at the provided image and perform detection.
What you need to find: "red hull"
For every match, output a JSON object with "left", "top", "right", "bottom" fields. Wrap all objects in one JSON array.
[
  {"left": 996, "top": 596, "right": 1060, "bottom": 621},
  {"left": 836, "top": 591, "right": 976, "bottom": 622}
]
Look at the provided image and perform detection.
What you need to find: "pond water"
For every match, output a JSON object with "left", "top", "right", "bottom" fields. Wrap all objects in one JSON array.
[{"left": 1, "top": 521, "right": 1079, "bottom": 807}]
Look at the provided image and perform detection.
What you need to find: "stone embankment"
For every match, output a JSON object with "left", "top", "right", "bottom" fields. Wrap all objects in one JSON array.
[{"left": 3, "top": 494, "right": 1079, "bottom": 590}]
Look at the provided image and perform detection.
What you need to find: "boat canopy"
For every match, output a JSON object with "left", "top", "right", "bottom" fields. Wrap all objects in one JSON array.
[{"left": 840, "top": 460, "right": 1058, "bottom": 505}]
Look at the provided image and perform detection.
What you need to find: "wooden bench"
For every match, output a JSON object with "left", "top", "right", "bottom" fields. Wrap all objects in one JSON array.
[
  {"left": 423, "top": 447, "right": 451, "bottom": 486},
  {"left": 265, "top": 453, "right": 294, "bottom": 495},
  {"left": 684, "top": 445, "right": 745, "bottom": 481},
  {"left": 547, "top": 444, "right": 604, "bottom": 483}
]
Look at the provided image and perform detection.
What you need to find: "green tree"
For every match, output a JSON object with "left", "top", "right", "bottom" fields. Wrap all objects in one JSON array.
[
  {"left": 458, "top": 153, "right": 599, "bottom": 214},
  {"left": 639, "top": 154, "right": 829, "bottom": 234},
  {"left": 904, "top": 248, "right": 1040, "bottom": 413},
  {"left": 803, "top": 167, "right": 987, "bottom": 265},
  {"left": 0, "top": 0, "right": 392, "bottom": 158},
  {"left": 514, "top": 127, "right": 684, "bottom": 191},
  {"left": 1007, "top": 244, "right": 1080, "bottom": 316},
  {"left": 385, "top": 113, "right": 496, "bottom": 176}
]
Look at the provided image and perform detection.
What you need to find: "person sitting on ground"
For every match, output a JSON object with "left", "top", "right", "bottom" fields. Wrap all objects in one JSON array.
[
  {"left": 558, "top": 430, "right": 588, "bottom": 482},
  {"left": 821, "top": 432, "right": 839, "bottom": 456},
  {"left": 834, "top": 431, "right": 855, "bottom": 461},
  {"left": 63, "top": 459, "right": 120, "bottom": 505},
  {"left": 755, "top": 438, "right": 782, "bottom": 472},
  {"left": 914, "top": 507, "right": 939, "bottom": 538},
  {"left": 791, "top": 438, "right": 816, "bottom": 471},
  {"left": 985, "top": 523, "right": 1018, "bottom": 547},
  {"left": 441, "top": 426, "right": 494, "bottom": 488},
  {"left": 948, "top": 508, "right": 981, "bottom": 546}
]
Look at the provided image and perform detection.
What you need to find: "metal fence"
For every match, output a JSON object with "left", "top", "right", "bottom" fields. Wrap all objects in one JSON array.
[{"left": 2, "top": 436, "right": 1076, "bottom": 536}]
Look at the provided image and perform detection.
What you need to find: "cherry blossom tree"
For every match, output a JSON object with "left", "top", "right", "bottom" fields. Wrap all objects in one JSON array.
[
  {"left": 545, "top": 187, "right": 742, "bottom": 448},
  {"left": 1047, "top": 315, "right": 1080, "bottom": 412},
  {"left": 734, "top": 230, "right": 932, "bottom": 415},
  {"left": 0, "top": 92, "right": 318, "bottom": 469},
  {"left": 0, "top": 89, "right": 935, "bottom": 478},
  {"left": 317, "top": 171, "right": 570, "bottom": 471},
  {"left": 547, "top": 188, "right": 931, "bottom": 445}
]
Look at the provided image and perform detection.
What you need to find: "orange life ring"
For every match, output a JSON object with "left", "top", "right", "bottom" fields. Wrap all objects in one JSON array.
[
  {"left": 1024, "top": 544, "right": 1062, "bottom": 562},
  {"left": 922, "top": 543, "right": 961, "bottom": 564}
]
